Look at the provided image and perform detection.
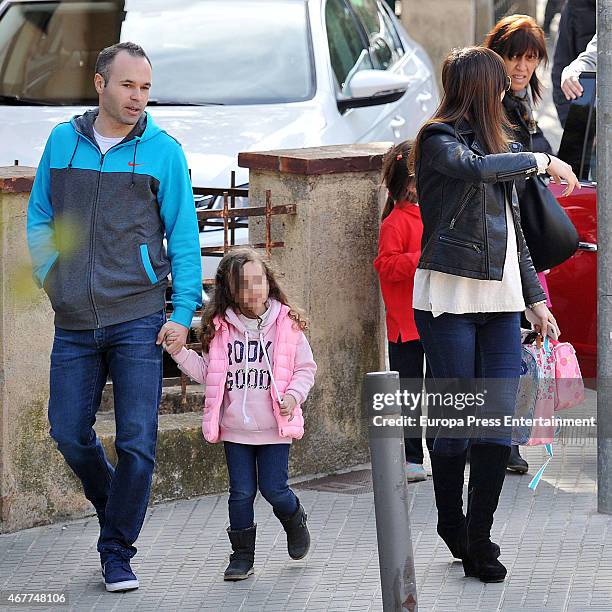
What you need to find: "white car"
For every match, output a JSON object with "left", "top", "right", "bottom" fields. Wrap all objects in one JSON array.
[{"left": 0, "top": 0, "right": 439, "bottom": 279}]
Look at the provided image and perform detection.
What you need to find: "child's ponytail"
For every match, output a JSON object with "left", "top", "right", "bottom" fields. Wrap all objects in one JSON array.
[{"left": 381, "top": 141, "right": 417, "bottom": 221}]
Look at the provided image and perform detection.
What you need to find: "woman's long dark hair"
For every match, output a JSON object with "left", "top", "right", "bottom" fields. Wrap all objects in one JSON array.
[
  {"left": 484, "top": 14, "right": 548, "bottom": 102},
  {"left": 381, "top": 141, "right": 416, "bottom": 221},
  {"left": 410, "top": 46, "right": 513, "bottom": 172},
  {"left": 199, "top": 247, "right": 307, "bottom": 352}
]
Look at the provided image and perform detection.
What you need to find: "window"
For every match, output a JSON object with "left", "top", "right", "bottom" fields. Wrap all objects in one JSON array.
[
  {"left": 558, "top": 72, "right": 596, "bottom": 183},
  {"left": 587, "top": 130, "right": 596, "bottom": 182},
  {"left": 325, "top": 0, "right": 373, "bottom": 91},
  {"left": 0, "top": 0, "right": 314, "bottom": 105},
  {"left": 348, "top": 0, "right": 403, "bottom": 70}
]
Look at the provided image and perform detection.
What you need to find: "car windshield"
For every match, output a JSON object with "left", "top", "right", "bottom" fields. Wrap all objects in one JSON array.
[{"left": 0, "top": 0, "right": 314, "bottom": 105}]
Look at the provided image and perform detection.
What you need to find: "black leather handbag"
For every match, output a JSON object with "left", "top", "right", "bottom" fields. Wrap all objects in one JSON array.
[{"left": 518, "top": 175, "right": 579, "bottom": 272}]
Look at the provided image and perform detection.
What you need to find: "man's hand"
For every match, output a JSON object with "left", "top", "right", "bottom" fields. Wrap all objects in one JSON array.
[
  {"left": 279, "top": 394, "right": 297, "bottom": 421},
  {"left": 156, "top": 321, "right": 189, "bottom": 355},
  {"left": 561, "top": 73, "right": 583, "bottom": 100}
]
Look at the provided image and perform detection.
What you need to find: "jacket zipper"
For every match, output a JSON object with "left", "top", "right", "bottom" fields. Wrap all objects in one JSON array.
[
  {"left": 497, "top": 166, "right": 537, "bottom": 180},
  {"left": 482, "top": 185, "right": 490, "bottom": 278},
  {"left": 74, "top": 128, "right": 136, "bottom": 329},
  {"left": 439, "top": 234, "right": 482, "bottom": 253},
  {"left": 449, "top": 184, "right": 477, "bottom": 229},
  {"left": 88, "top": 152, "right": 105, "bottom": 328},
  {"left": 508, "top": 187, "right": 522, "bottom": 263}
]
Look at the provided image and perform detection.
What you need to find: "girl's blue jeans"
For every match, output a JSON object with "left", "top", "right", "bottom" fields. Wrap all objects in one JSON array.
[{"left": 224, "top": 441, "right": 299, "bottom": 530}]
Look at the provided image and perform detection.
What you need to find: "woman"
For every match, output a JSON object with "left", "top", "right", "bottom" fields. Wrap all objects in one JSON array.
[
  {"left": 485, "top": 14, "right": 552, "bottom": 155},
  {"left": 410, "top": 47, "right": 578, "bottom": 583},
  {"left": 485, "top": 15, "right": 553, "bottom": 474}
]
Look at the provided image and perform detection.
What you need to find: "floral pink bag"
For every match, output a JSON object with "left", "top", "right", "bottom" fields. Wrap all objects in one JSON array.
[
  {"left": 517, "top": 334, "right": 586, "bottom": 490},
  {"left": 551, "top": 339, "right": 585, "bottom": 411},
  {"left": 523, "top": 336, "right": 556, "bottom": 447}
]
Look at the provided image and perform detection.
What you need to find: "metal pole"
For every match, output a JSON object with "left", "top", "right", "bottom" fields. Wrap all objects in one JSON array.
[
  {"left": 365, "top": 371, "right": 418, "bottom": 612},
  {"left": 597, "top": 1, "right": 612, "bottom": 514}
]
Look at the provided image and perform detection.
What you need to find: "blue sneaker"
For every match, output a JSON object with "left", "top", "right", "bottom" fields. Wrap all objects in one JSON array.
[
  {"left": 406, "top": 462, "right": 427, "bottom": 482},
  {"left": 101, "top": 555, "right": 139, "bottom": 592}
]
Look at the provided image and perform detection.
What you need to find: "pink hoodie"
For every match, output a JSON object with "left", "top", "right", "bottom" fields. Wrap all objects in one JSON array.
[{"left": 171, "top": 299, "right": 317, "bottom": 445}]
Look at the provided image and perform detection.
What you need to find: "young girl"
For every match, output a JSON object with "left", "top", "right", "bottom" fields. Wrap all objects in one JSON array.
[
  {"left": 374, "top": 141, "right": 431, "bottom": 482},
  {"left": 410, "top": 47, "right": 577, "bottom": 583},
  {"left": 164, "top": 247, "right": 317, "bottom": 581}
]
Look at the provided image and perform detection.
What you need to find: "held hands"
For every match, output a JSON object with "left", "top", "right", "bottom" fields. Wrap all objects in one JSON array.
[
  {"left": 545, "top": 156, "right": 580, "bottom": 197},
  {"left": 279, "top": 393, "right": 297, "bottom": 421},
  {"left": 525, "top": 303, "right": 561, "bottom": 341},
  {"left": 156, "top": 321, "right": 189, "bottom": 355}
]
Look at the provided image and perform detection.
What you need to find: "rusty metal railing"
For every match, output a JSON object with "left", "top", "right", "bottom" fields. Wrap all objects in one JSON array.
[{"left": 163, "top": 173, "right": 296, "bottom": 400}]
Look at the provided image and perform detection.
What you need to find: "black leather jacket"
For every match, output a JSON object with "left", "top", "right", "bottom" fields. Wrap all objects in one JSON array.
[{"left": 415, "top": 121, "right": 546, "bottom": 306}]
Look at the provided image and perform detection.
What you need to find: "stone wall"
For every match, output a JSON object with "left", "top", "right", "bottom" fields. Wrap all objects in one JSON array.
[{"left": 0, "top": 145, "right": 388, "bottom": 531}]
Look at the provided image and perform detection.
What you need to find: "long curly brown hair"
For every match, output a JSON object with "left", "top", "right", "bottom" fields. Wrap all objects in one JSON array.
[{"left": 199, "top": 247, "right": 308, "bottom": 353}]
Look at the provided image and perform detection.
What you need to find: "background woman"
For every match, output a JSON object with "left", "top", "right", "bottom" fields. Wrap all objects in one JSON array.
[{"left": 485, "top": 15, "right": 555, "bottom": 474}]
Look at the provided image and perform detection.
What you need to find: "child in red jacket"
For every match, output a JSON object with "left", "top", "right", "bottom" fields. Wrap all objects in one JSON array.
[{"left": 374, "top": 141, "right": 431, "bottom": 482}]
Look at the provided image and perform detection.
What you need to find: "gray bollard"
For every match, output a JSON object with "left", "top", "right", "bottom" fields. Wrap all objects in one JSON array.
[{"left": 365, "top": 371, "right": 418, "bottom": 612}]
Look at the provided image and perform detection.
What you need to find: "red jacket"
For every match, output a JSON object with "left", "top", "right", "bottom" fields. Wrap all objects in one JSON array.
[{"left": 374, "top": 202, "right": 423, "bottom": 343}]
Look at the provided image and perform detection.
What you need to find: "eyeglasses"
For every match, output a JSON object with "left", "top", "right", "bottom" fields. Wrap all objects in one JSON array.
[{"left": 506, "top": 75, "right": 512, "bottom": 92}]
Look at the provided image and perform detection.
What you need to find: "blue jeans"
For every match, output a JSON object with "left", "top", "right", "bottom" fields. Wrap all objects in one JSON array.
[
  {"left": 413, "top": 310, "right": 521, "bottom": 456},
  {"left": 224, "top": 442, "right": 298, "bottom": 530},
  {"left": 48, "top": 310, "right": 164, "bottom": 559}
]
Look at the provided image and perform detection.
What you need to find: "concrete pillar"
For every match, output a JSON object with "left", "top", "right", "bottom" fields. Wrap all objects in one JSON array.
[
  {"left": 239, "top": 144, "right": 389, "bottom": 475},
  {"left": 513, "top": 0, "right": 537, "bottom": 17},
  {"left": 401, "top": 0, "right": 477, "bottom": 90},
  {"left": 596, "top": 0, "right": 612, "bottom": 514},
  {"left": 0, "top": 167, "right": 92, "bottom": 532},
  {"left": 475, "top": 0, "right": 495, "bottom": 43}
]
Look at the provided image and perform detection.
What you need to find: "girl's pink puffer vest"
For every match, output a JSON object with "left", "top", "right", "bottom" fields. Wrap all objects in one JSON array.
[{"left": 202, "top": 305, "right": 305, "bottom": 443}]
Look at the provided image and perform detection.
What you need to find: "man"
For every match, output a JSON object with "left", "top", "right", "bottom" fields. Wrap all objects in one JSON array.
[
  {"left": 560, "top": 33, "right": 597, "bottom": 100},
  {"left": 551, "top": 0, "right": 596, "bottom": 126},
  {"left": 26, "top": 42, "right": 201, "bottom": 592}
]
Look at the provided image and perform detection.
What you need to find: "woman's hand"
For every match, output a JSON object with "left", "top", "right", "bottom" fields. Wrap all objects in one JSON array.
[
  {"left": 525, "top": 303, "right": 560, "bottom": 340},
  {"left": 546, "top": 156, "right": 580, "bottom": 197},
  {"left": 279, "top": 394, "right": 297, "bottom": 421}
]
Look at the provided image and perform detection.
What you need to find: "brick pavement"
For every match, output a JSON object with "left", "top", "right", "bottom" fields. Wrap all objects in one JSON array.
[{"left": 1, "top": 392, "right": 611, "bottom": 611}]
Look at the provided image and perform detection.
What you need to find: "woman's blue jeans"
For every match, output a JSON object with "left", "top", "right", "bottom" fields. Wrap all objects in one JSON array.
[{"left": 414, "top": 310, "right": 521, "bottom": 456}]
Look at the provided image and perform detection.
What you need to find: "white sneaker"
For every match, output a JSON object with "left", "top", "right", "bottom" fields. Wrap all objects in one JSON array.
[{"left": 406, "top": 462, "right": 427, "bottom": 482}]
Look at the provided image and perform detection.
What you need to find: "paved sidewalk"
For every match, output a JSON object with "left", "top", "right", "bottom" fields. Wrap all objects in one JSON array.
[{"left": 1, "top": 394, "right": 610, "bottom": 611}]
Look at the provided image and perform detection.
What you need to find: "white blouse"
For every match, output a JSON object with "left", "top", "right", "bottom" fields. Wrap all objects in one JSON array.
[
  {"left": 413, "top": 153, "right": 550, "bottom": 317},
  {"left": 413, "top": 202, "right": 525, "bottom": 316}
]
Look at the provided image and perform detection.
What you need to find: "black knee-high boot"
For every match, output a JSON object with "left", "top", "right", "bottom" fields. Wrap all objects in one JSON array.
[
  {"left": 429, "top": 450, "right": 468, "bottom": 559},
  {"left": 463, "top": 443, "right": 511, "bottom": 582}
]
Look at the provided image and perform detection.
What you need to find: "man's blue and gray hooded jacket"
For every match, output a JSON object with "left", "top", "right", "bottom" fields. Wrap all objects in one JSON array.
[{"left": 27, "top": 110, "right": 202, "bottom": 330}]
